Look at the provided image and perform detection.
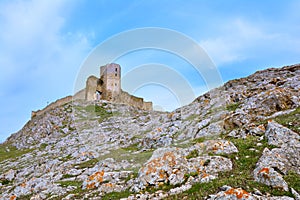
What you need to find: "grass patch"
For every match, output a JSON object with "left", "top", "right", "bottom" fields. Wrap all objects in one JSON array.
[
  {"left": 59, "top": 154, "right": 72, "bottom": 162},
  {"left": 122, "top": 143, "right": 139, "bottom": 152},
  {"left": 75, "top": 158, "right": 98, "bottom": 169},
  {"left": 0, "top": 143, "right": 33, "bottom": 163},
  {"left": 74, "top": 104, "right": 113, "bottom": 123},
  {"left": 57, "top": 180, "right": 82, "bottom": 188},
  {"left": 284, "top": 171, "right": 300, "bottom": 192},
  {"left": 0, "top": 179, "right": 11, "bottom": 185},
  {"left": 101, "top": 190, "right": 132, "bottom": 200},
  {"left": 274, "top": 107, "right": 300, "bottom": 133},
  {"left": 183, "top": 114, "right": 198, "bottom": 122},
  {"left": 62, "top": 174, "right": 77, "bottom": 179},
  {"left": 226, "top": 102, "right": 241, "bottom": 112},
  {"left": 18, "top": 194, "right": 33, "bottom": 200},
  {"left": 186, "top": 150, "right": 199, "bottom": 159},
  {"left": 39, "top": 143, "right": 48, "bottom": 149}
]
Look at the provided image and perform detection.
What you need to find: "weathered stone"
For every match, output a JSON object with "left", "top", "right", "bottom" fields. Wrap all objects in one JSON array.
[
  {"left": 265, "top": 121, "right": 300, "bottom": 147},
  {"left": 254, "top": 166, "right": 289, "bottom": 191},
  {"left": 136, "top": 148, "right": 188, "bottom": 188}
]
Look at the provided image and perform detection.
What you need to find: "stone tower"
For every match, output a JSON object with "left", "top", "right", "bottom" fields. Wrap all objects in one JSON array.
[{"left": 100, "top": 63, "right": 121, "bottom": 101}]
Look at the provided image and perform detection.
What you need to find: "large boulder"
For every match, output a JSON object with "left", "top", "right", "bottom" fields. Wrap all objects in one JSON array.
[
  {"left": 265, "top": 121, "right": 300, "bottom": 147},
  {"left": 137, "top": 148, "right": 189, "bottom": 188}
]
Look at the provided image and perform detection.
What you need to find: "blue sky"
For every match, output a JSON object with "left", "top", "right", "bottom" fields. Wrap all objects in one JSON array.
[{"left": 1, "top": 0, "right": 300, "bottom": 142}]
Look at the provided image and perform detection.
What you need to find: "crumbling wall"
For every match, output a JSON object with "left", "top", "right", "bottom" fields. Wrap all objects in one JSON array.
[
  {"left": 143, "top": 101, "right": 153, "bottom": 111},
  {"left": 85, "top": 76, "right": 101, "bottom": 101},
  {"left": 31, "top": 96, "right": 72, "bottom": 118},
  {"left": 114, "top": 91, "right": 152, "bottom": 111},
  {"left": 73, "top": 88, "right": 85, "bottom": 100}
]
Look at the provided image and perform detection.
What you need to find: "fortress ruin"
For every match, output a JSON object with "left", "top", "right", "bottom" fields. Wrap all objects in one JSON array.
[
  {"left": 32, "top": 63, "right": 152, "bottom": 118},
  {"left": 83, "top": 63, "right": 152, "bottom": 111}
]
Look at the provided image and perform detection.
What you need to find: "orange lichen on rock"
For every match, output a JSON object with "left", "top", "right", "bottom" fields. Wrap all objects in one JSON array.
[
  {"left": 167, "top": 113, "right": 174, "bottom": 119},
  {"left": 162, "top": 152, "right": 176, "bottom": 166},
  {"left": 88, "top": 171, "right": 104, "bottom": 182},
  {"left": 257, "top": 124, "right": 265, "bottom": 131},
  {"left": 225, "top": 188, "right": 250, "bottom": 199},
  {"left": 144, "top": 158, "right": 163, "bottom": 175},
  {"left": 259, "top": 167, "right": 270, "bottom": 174},
  {"left": 20, "top": 182, "right": 27, "bottom": 188},
  {"left": 159, "top": 169, "right": 167, "bottom": 179},
  {"left": 144, "top": 151, "right": 176, "bottom": 176},
  {"left": 10, "top": 195, "right": 17, "bottom": 200},
  {"left": 258, "top": 167, "right": 270, "bottom": 179},
  {"left": 204, "top": 99, "right": 210, "bottom": 105},
  {"left": 157, "top": 128, "right": 162, "bottom": 132},
  {"left": 104, "top": 183, "right": 114, "bottom": 187},
  {"left": 86, "top": 182, "right": 96, "bottom": 189}
]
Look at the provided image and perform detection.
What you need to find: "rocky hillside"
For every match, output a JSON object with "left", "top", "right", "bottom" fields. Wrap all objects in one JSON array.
[{"left": 0, "top": 64, "right": 299, "bottom": 200}]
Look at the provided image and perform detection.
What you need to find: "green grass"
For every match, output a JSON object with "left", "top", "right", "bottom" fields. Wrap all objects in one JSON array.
[
  {"left": 183, "top": 114, "right": 199, "bottom": 122},
  {"left": 284, "top": 171, "right": 300, "bottom": 192},
  {"left": 61, "top": 174, "right": 77, "bottom": 179},
  {"left": 274, "top": 107, "right": 300, "bottom": 133},
  {"left": 226, "top": 102, "right": 241, "bottom": 112},
  {"left": 101, "top": 190, "right": 132, "bottom": 200},
  {"left": 74, "top": 104, "right": 113, "bottom": 123},
  {"left": 57, "top": 180, "right": 82, "bottom": 188},
  {"left": 59, "top": 154, "right": 72, "bottom": 162},
  {"left": 0, "top": 143, "right": 33, "bottom": 163},
  {"left": 39, "top": 143, "right": 48, "bottom": 149},
  {"left": 186, "top": 149, "right": 199, "bottom": 159},
  {"left": 122, "top": 143, "right": 139, "bottom": 152},
  {"left": 75, "top": 158, "right": 98, "bottom": 169},
  {"left": 0, "top": 179, "right": 11, "bottom": 185}
]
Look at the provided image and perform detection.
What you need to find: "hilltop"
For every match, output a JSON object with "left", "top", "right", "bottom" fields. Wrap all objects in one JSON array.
[{"left": 0, "top": 64, "right": 299, "bottom": 200}]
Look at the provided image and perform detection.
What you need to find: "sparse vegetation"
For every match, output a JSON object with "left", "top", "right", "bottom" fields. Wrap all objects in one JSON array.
[
  {"left": 226, "top": 102, "right": 241, "bottom": 111},
  {"left": 75, "top": 158, "right": 98, "bottom": 169},
  {"left": 186, "top": 149, "right": 199, "bottom": 159},
  {"left": 101, "top": 190, "right": 132, "bottom": 200},
  {"left": 61, "top": 174, "right": 77, "bottom": 179},
  {"left": 274, "top": 107, "right": 300, "bottom": 133},
  {"left": 184, "top": 114, "right": 198, "bottom": 121},
  {"left": 57, "top": 180, "right": 82, "bottom": 188},
  {"left": 0, "top": 143, "right": 33, "bottom": 163}
]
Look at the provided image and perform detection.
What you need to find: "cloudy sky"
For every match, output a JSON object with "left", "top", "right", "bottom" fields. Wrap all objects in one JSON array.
[{"left": 1, "top": 0, "right": 300, "bottom": 142}]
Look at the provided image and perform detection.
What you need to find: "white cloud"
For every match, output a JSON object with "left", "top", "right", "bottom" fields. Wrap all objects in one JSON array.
[
  {"left": 0, "top": 0, "right": 92, "bottom": 92},
  {"left": 199, "top": 18, "right": 280, "bottom": 66}
]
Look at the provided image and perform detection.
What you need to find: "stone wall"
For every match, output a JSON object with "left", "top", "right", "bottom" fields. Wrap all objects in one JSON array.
[
  {"left": 114, "top": 91, "right": 152, "bottom": 111},
  {"left": 73, "top": 88, "right": 85, "bottom": 100},
  {"left": 31, "top": 96, "right": 72, "bottom": 118},
  {"left": 85, "top": 76, "right": 101, "bottom": 101}
]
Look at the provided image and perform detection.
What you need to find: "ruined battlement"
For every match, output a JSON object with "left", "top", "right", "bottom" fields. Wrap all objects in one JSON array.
[
  {"left": 31, "top": 96, "right": 72, "bottom": 118},
  {"left": 84, "top": 63, "right": 152, "bottom": 111}
]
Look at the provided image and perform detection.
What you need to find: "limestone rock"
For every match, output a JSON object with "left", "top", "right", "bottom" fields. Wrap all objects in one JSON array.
[
  {"left": 265, "top": 121, "right": 300, "bottom": 147},
  {"left": 137, "top": 147, "right": 188, "bottom": 188},
  {"left": 253, "top": 166, "right": 289, "bottom": 191}
]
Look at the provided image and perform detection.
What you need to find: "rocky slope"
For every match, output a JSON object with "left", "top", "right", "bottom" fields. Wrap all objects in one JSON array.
[{"left": 0, "top": 64, "right": 299, "bottom": 200}]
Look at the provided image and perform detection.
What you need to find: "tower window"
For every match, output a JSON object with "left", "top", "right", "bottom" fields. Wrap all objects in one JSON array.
[
  {"left": 115, "top": 83, "right": 117, "bottom": 86},
  {"left": 115, "top": 68, "right": 118, "bottom": 72},
  {"left": 115, "top": 73, "right": 117, "bottom": 76}
]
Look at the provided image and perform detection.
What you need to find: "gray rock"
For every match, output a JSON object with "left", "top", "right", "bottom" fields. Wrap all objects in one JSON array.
[
  {"left": 253, "top": 166, "right": 289, "bottom": 191},
  {"left": 265, "top": 121, "right": 300, "bottom": 147}
]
